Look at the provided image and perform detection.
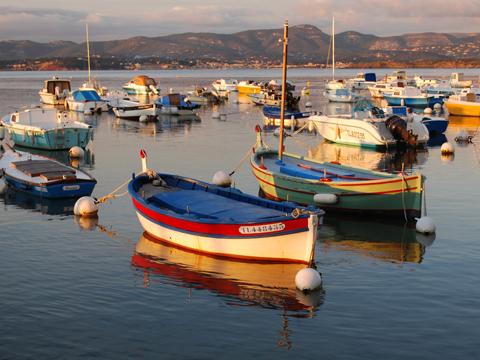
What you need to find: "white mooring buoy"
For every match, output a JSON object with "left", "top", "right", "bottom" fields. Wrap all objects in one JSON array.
[
  {"left": 441, "top": 142, "right": 455, "bottom": 155},
  {"left": 295, "top": 268, "right": 322, "bottom": 292},
  {"left": 212, "top": 171, "right": 232, "bottom": 187},
  {"left": 415, "top": 216, "right": 436, "bottom": 235},
  {"left": 139, "top": 115, "right": 148, "bottom": 123},
  {"left": 305, "top": 101, "right": 312, "bottom": 108},
  {"left": 423, "top": 107, "right": 433, "bottom": 115},
  {"left": 69, "top": 146, "right": 85, "bottom": 159},
  {"left": 74, "top": 196, "right": 99, "bottom": 217}
]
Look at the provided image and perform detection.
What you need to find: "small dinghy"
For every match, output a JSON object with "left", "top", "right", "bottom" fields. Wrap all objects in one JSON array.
[
  {"left": 263, "top": 106, "right": 312, "bottom": 129},
  {"left": 0, "top": 146, "right": 96, "bottom": 198},
  {"left": 112, "top": 99, "right": 156, "bottom": 120},
  {"left": 128, "top": 150, "right": 323, "bottom": 264}
]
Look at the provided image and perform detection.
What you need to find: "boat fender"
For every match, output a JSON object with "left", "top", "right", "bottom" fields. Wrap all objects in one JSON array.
[
  {"left": 305, "top": 101, "right": 312, "bottom": 108},
  {"left": 295, "top": 268, "right": 322, "bottom": 292},
  {"left": 440, "top": 142, "right": 454, "bottom": 155},
  {"left": 433, "top": 103, "right": 442, "bottom": 112},
  {"left": 415, "top": 216, "right": 436, "bottom": 235},
  {"left": 212, "top": 170, "right": 232, "bottom": 187},
  {"left": 69, "top": 146, "right": 84, "bottom": 159},
  {"left": 74, "top": 196, "right": 99, "bottom": 217},
  {"left": 313, "top": 193, "right": 338, "bottom": 204}
]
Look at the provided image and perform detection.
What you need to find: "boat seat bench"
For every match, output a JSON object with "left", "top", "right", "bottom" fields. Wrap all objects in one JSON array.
[{"left": 149, "top": 189, "right": 285, "bottom": 222}]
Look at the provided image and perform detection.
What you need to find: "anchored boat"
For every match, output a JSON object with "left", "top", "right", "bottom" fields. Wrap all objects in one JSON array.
[
  {"left": 66, "top": 89, "right": 108, "bottom": 114},
  {"left": 128, "top": 150, "right": 323, "bottom": 264},
  {"left": 112, "top": 99, "right": 156, "bottom": 120},
  {"left": 156, "top": 93, "right": 201, "bottom": 115},
  {"left": 1, "top": 108, "right": 93, "bottom": 150},
  {"left": 308, "top": 101, "right": 429, "bottom": 149},
  {"left": 0, "top": 147, "right": 96, "bottom": 198},
  {"left": 39, "top": 77, "right": 71, "bottom": 106},
  {"left": 122, "top": 75, "right": 160, "bottom": 95}
]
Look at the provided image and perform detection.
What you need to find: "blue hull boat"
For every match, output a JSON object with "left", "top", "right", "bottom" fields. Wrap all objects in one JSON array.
[
  {"left": 0, "top": 148, "right": 96, "bottom": 198},
  {"left": 156, "top": 93, "right": 201, "bottom": 115},
  {"left": 421, "top": 117, "right": 449, "bottom": 135},
  {"left": 384, "top": 95, "right": 444, "bottom": 108},
  {"left": 263, "top": 106, "right": 311, "bottom": 120}
]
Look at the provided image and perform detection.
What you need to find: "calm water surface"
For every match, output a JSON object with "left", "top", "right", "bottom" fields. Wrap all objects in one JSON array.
[{"left": 0, "top": 69, "right": 479, "bottom": 359}]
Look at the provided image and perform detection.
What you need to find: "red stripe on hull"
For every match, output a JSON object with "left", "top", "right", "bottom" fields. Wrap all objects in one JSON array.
[{"left": 132, "top": 198, "right": 308, "bottom": 237}]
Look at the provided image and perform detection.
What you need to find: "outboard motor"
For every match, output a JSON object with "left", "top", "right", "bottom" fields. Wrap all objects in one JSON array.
[{"left": 385, "top": 115, "right": 418, "bottom": 147}]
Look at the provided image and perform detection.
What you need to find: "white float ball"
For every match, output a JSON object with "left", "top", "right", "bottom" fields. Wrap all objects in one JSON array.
[
  {"left": 416, "top": 216, "right": 436, "bottom": 234},
  {"left": 69, "top": 146, "right": 84, "bottom": 159},
  {"left": 423, "top": 107, "right": 433, "bottom": 115},
  {"left": 295, "top": 268, "right": 322, "bottom": 292},
  {"left": 441, "top": 142, "right": 454, "bottom": 155},
  {"left": 139, "top": 114, "right": 148, "bottom": 122},
  {"left": 305, "top": 101, "right": 312, "bottom": 108},
  {"left": 212, "top": 170, "right": 232, "bottom": 187},
  {"left": 73, "top": 196, "right": 98, "bottom": 217},
  {"left": 212, "top": 111, "right": 220, "bottom": 119}
]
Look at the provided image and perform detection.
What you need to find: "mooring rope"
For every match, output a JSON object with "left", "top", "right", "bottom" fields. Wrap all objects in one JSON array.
[
  {"left": 95, "top": 173, "right": 140, "bottom": 204},
  {"left": 229, "top": 144, "right": 255, "bottom": 176}
]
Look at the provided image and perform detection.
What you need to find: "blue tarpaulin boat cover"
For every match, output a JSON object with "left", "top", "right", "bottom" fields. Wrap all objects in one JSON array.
[
  {"left": 365, "top": 73, "right": 376, "bottom": 82},
  {"left": 72, "top": 90, "right": 101, "bottom": 102}
]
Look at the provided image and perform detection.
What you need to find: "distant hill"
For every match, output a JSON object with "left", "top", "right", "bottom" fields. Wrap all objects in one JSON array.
[{"left": 1, "top": 24, "right": 479, "bottom": 66}]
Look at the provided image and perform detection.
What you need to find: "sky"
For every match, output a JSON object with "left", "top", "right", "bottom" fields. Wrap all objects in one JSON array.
[{"left": 0, "top": 0, "right": 479, "bottom": 42}]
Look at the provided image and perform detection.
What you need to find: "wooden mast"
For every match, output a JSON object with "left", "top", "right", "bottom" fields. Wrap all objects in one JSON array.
[
  {"left": 86, "top": 23, "right": 91, "bottom": 84},
  {"left": 332, "top": 16, "right": 335, "bottom": 81},
  {"left": 278, "top": 20, "right": 289, "bottom": 161}
]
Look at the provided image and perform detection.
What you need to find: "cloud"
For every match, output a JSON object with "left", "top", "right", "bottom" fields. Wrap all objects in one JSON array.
[{"left": 0, "top": 1, "right": 478, "bottom": 42}]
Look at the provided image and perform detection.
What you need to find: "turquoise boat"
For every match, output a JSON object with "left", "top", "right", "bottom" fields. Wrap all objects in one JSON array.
[{"left": 1, "top": 108, "right": 93, "bottom": 150}]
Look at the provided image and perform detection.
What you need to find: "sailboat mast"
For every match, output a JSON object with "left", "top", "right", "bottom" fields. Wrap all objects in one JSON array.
[
  {"left": 332, "top": 16, "right": 335, "bottom": 81},
  {"left": 86, "top": 23, "right": 91, "bottom": 83},
  {"left": 278, "top": 20, "right": 289, "bottom": 161}
]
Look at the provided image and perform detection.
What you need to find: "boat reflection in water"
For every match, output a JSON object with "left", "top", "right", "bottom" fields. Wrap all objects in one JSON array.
[
  {"left": 321, "top": 216, "right": 435, "bottom": 263},
  {"left": 111, "top": 114, "right": 201, "bottom": 137},
  {"left": 132, "top": 233, "right": 324, "bottom": 317},
  {"left": 306, "top": 142, "right": 428, "bottom": 173},
  {"left": 447, "top": 115, "right": 480, "bottom": 132},
  {"left": 13, "top": 146, "right": 95, "bottom": 169},
  {"left": 0, "top": 184, "right": 76, "bottom": 215}
]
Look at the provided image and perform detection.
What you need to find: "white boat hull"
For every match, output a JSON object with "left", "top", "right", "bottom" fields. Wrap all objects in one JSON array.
[
  {"left": 135, "top": 211, "right": 318, "bottom": 263},
  {"left": 67, "top": 100, "right": 108, "bottom": 113}
]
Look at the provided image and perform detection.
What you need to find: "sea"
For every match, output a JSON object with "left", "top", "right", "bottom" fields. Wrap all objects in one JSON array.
[{"left": 0, "top": 69, "right": 479, "bottom": 359}]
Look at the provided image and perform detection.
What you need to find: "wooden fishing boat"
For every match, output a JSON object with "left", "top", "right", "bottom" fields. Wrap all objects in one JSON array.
[
  {"left": 251, "top": 134, "right": 424, "bottom": 220},
  {"left": 263, "top": 106, "right": 312, "bottom": 129},
  {"left": 0, "top": 147, "right": 96, "bottom": 198},
  {"left": 250, "top": 22, "right": 424, "bottom": 221},
  {"left": 131, "top": 233, "right": 322, "bottom": 313},
  {"left": 128, "top": 150, "right": 323, "bottom": 264},
  {"left": 0, "top": 108, "right": 93, "bottom": 150},
  {"left": 122, "top": 75, "right": 159, "bottom": 95},
  {"left": 112, "top": 99, "right": 156, "bottom": 120}
]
